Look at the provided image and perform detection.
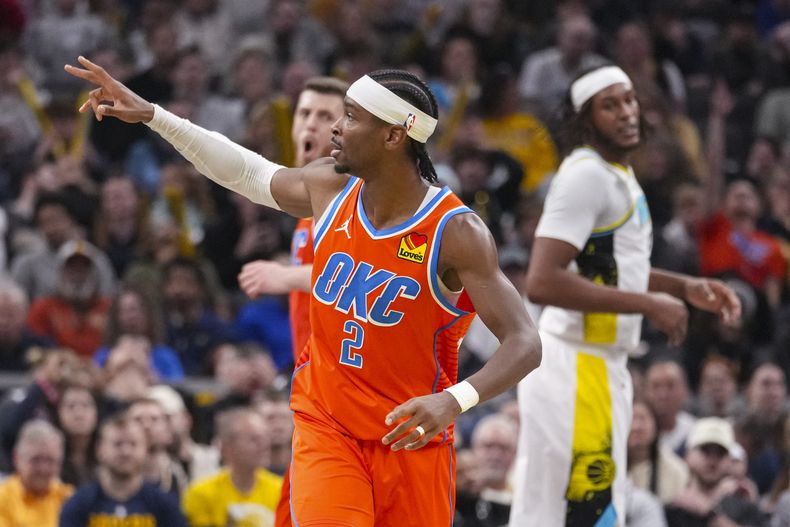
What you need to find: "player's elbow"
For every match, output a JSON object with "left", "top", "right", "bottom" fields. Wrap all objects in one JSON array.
[
  {"left": 525, "top": 269, "right": 551, "bottom": 305},
  {"left": 515, "top": 327, "right": 543, "bottom": 376}
]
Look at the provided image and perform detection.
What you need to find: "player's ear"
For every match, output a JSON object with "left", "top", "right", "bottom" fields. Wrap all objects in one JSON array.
[{"left": 383, "top": 125, "right": 408, "bottom": 150}]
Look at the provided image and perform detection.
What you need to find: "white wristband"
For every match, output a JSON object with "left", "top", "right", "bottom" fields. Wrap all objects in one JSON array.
[{"left": 444, "top": 381, "right": 479, "bottom": 413}]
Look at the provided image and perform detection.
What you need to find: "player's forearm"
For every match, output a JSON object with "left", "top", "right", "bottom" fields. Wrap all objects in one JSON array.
[
  {"left": 287, "top": 264, "right": 313, "bottom": 293},
  {"left": 465, "top": 328, "right": 542, "bottom": 404},
  {"left": 649, "top": 268, "right": 690, "bottom": 299},
  {"left": 528, "top": 267, "right": 652, "bottom": 314},
  {"left": 145, "top": 104, "right": 285, "bottom": 209}
]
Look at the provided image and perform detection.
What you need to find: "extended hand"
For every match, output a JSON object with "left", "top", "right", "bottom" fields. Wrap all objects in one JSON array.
[
  {"left": 382, "top": 391, "right": 461, "bottom": 451},
  {"left": 684, "top": 277, "right": 741, "bottom": 326},
  {"left": 238, "top": 260, "right": 291, "bottom": 298},
  {"left": 64, "top": 56, "right": 154, "bottom": 123}
]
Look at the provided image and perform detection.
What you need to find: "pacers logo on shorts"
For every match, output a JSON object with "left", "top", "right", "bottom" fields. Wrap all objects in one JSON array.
[{"left": 398, "top": 232, "right": 428, "bottom": 263}]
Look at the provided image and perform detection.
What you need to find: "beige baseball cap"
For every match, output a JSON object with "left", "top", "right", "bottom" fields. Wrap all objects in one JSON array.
[{"left": 686, "top": 417, "right": 735, "bottom": 452}]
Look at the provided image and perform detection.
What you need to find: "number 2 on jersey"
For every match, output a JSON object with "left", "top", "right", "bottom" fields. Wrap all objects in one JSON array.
[{"left": 340, "top": 320, "right": 364, "bottom": 368}]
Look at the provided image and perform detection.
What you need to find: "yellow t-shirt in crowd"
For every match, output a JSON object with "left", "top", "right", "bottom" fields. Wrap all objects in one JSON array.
[
  {"left": 482, "top": 113, "right": 559, "bottom": 192},
  {"left": 182, "top": 469, "right": 283, "bottom": 527},
  {"left": 0, "top": 474, "right": 74, "bottom": 527}
]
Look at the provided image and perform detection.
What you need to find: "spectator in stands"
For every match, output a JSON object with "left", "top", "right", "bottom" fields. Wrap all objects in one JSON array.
[
  {"left": 203, "top": 189, "right": 290, "bottom": 292},
  {"left": 628, "top": 399, "right": 690, "bottom": 503},
  {"left": 479, "top": 65, "right": 558, "bottom": 193},
  {"left": 448, "top": 0, "right": 525, "bottom": 75},
  {"left": 0, "top": 420, "right": 73, "bottom": 527},
  {"left": 173, "top": 0, "right": 233, "bottom": 75},
  {"left": 92, "top": 176, "right": 151, "bottom": 278},
  {"left": 653, "top": 183, "right": 704, "bottom": 276},
  {"left": 59, "top": 412, "right": 187, "bottom": 526},
  {"left": 760, "top": 170, "right": 790, "bottom": 267},
  {"left": 127, "top": 2, "right": 178, "bottom": 74},
  {"left": 182, "top": 408, "right": 282, "bottom": 526},
  {"left": 645, "top": 359, "right": 697, "bottom": 454},
  {"left": 234, "top": 289, "right": 293, "bottom": 371},
  {"left": 169, "top": 45, "right": 245, "bottom": 141},
  {"left": 666, "top": 418, "right": 767, "bottom": 526},
  {"left": 0, "top": 276, "right": 51, "bottom": 371},
  {"left": 256, "top": 395, "right": 293, "bottom": 476},
  {"left": 737, "top": 362, "right": 787, "bottom": 494},
  {"left": 612, "top": 19, "right": 686, "bottom": 110},
  {"left": 11, "top": 192, "right": 116, "bottom": 301},
  {"left": 518, "top": 13, "right": 605, "bottom": 120},
  {"left": 160, "top": 257, "right": 233, "bottom": 375},
  {"left": 456, "top": 414, "right": 518, "bottom": 527},
  {"left": 228, "top": 40, "right": 277, "bottom": 113},
  {"left": 147, "top": 384, "right": 220, "bottom": 482},
  {"left": 428, "top": 29, "right": 481, "bottom": 119},
  {"left": 0, "top": 348, "right": 81, "bottom": 467},
  {"left": 193, "top": 342, "right": 277, "bottom": 444},
  {"left": 263, "top": 0, "right": 335, "bottom": 73},
  {"left": 690, "top": 356, "right": 741, "bottom": 419},
  {"left": 26, "top": 240, "right": 112, "bottom": 357},
  {"left": 57, "top": 384, "right": 98, "bottom": 487},
  {"left": 700, "top": 178, "right": 786, "bottom": 311},
  {"left": 127, "top": 397, "right": 188, "bottom": 498},
  {"left": 22, "top": 0, "right": 116, "bottom": 92},
  {"left": 94, "top": 286, "right": 183, "bottom": 381},
  {"left": 0, "top": 41, "right": 41, "bottom": 182},
  {"left": 768, "top": 457, "right": 790, "bottom": 525},
  {"left": 101, "top": 338, "right": 154, "bottom": 404}
]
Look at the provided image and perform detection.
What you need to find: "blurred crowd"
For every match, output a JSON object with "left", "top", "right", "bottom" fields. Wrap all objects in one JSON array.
[{"left": 1, "top": 0, "right": 790, "bottom": 525}]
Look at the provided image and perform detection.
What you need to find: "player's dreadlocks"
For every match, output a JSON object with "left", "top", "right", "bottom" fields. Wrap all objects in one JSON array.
[{"left": 368, "top": 69, "right": 440, "bottom": 184}]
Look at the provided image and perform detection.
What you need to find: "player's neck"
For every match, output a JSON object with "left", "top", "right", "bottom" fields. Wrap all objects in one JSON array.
[
  {"left": 587, "top": 140, "right": 631, "bottom": 167},
  {"left": 360, "top": 170, "right": 429, "bottom": 230}
]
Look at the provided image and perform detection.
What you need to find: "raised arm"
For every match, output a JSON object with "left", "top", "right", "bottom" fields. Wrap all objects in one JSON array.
[
  {"left": 382, "top": 213, "right": 541, "bottom": 451},
  {"left": 64, "top": 56, "right": 344, "bottom": 218}
]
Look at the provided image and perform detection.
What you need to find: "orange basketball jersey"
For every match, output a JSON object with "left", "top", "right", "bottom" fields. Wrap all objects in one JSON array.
[
  {"left": 289, "top": 217, "right": 314, "bottom": 361},
  {"left": 291, "top": 177, "right": 475, "bottom": 443}
]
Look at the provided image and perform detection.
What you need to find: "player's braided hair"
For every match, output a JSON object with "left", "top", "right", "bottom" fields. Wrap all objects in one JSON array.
[{"left": 368, "top": 69, "right": 439, "bottom": 184}]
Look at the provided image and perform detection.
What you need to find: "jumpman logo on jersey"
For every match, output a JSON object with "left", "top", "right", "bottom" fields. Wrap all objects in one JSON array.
[{"left": 335, "top": 215, "right": 352, "bottom": 239}]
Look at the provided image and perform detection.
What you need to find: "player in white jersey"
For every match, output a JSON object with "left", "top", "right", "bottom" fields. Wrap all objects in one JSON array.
[{"left": 509, "top": 65, "right": 741, "bottom": 526}]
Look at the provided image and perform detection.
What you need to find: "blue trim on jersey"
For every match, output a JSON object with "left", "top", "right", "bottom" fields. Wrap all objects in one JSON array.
[
  {"left": 289, "top": 360, "right": 310, "bottom": 401},
  {"left": 289, "top": 433, "right": 300, "bottom": 527},
  {"left": 314, "top": 177, "right": 358, "bottom": 250},
  {"left": 593, "top": 504, "right": 617, "bottom": 527},
  {"left": 429, "top": 206, "right": 474, "bottom": 316},
  {"left": 358, "top": 186, "right": 451, "bottom": 238},
  {"left": 432, "top": 315, "right": 464, "bottom": 394},
  {"left": 433, "top": 314, "right": 464, "bottom": 445},
  {"left": 447, "top": 444, "right": 455, "bottom": 527}
]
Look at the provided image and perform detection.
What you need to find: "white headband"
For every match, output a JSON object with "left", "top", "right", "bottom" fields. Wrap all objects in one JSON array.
[
  {"left": 346, "top": 75, "right": 438, "bottom": 143},
  {"left": 570, "top": 66, "right": 633, "bottom": 112}
]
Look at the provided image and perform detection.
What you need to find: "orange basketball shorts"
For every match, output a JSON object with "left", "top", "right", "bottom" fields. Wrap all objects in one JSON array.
[{"left": 289, "top": 413, "right": 456, "bottom": 527}]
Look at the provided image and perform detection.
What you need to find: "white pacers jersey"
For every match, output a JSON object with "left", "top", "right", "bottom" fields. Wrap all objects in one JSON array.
[
  {"left": 510, "top": 146, "right": 652, "bottom": 527},
  {"left": 535, "top": 146, "right": 652, "bottom": 354}
]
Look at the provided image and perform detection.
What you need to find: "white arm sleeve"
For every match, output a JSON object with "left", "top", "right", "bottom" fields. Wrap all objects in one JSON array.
[
  {"left": 145, "top": 104, "right": 284, "bottom": 210},
  {"left": 535, "top": 159, "right": 611, "bottom": 251}
]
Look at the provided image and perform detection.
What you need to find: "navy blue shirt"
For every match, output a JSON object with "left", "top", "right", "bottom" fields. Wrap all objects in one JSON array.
[{"left": 59, "top": 480, "right": 187, "bottom": 527}]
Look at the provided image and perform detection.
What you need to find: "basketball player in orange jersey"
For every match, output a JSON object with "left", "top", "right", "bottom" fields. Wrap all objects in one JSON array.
[
  {"left": 65, "top": 57, "right": 542, "bottom": 527},
  {"left": 237, "top": 76, "right": 349, "bottom": 363},
  {"left": 237, "top": 76, "right": 347, "bottom": 527}
]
